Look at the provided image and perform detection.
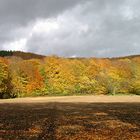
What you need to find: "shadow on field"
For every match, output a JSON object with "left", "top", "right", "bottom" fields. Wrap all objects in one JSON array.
[{"left": 0, "top": 102, "right": 140, "bottom": 140}]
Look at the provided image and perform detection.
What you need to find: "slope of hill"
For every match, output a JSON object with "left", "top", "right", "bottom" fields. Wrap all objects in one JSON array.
[
  {"left": 111, "top": 54, "right": 140, "bottom": 60},
  {"left": 0, "top": 50, "right": 45, "bottom": 60}
]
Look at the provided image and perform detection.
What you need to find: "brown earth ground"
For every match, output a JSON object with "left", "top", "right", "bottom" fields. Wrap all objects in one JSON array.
[{"left": 0, "top": 96, "right": 140, "bottom": 140}]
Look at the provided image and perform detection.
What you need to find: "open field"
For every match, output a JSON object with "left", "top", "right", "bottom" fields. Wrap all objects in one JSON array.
[{"left": 0, "top": 96, "right": 140, "bottom": 140}]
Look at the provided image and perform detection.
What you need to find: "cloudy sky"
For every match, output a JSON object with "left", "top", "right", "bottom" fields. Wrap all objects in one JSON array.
[{"left": 0, "top": 0, "right": 140, "bottom": 57}]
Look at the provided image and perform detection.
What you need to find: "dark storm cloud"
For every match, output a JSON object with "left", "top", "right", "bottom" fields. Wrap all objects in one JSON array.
[
  {"left": 0, "top": 0, "right": 84, "bottom": 25},
  {"left": 0, "top": 0, "right": 140, "bottom": 57}
]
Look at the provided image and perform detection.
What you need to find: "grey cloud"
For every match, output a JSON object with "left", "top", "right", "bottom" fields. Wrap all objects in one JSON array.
[
  {"left": 0, "top": 0, "right": 84, "bottom": 46},
  {"left": 0, "top": 0, "right": 84, "bottom": 25},
  {"left": 1, "top": 0, "right": 140, "bottom": 57}
]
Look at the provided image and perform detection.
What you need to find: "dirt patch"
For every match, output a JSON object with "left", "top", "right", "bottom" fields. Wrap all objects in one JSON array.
[{"left": 0, "top": 96, "right": 140, "bottom": 139}]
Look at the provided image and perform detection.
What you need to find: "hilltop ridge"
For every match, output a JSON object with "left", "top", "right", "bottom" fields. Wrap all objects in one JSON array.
[{"left": 0, "top": 50, "right": 140, "bottom": 60}]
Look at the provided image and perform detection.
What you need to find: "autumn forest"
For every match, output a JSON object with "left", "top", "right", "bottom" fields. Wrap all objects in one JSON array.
[{"left": 0, "top": 51, "right": 140, "bottom": 99}]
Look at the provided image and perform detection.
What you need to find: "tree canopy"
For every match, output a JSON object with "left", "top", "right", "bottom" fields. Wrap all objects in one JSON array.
[{"left": 0, "top": 53, "right": 140, "bottom": 98}]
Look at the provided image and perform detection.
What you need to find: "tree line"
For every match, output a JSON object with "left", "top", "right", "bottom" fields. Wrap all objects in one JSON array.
[{"left": 0, "top": 55, "right": 140, "bottom": 98}]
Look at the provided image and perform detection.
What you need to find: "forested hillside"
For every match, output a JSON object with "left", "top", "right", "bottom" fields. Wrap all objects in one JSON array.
[
  {"left": 0, "top": 50, "right": 45, "bottom": 60},
  {"left": 0, "top": 51, "right": 140, "bottom": 98}
]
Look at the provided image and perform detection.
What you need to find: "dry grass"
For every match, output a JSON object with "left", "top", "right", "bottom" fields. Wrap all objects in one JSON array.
[{"left": 0, "top": 96, "right": 140, "bottom": 140}]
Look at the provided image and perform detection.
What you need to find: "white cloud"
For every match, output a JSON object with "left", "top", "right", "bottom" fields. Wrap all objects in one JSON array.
[
  {"left": 2, "top": 38, "right": 27, "bottom": 51},
  {"left": 121, "top": 6, "right": 134, "bottom": 20},
  {"left": 32, "top": 19, "right": 60, "bottom": 34}
]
